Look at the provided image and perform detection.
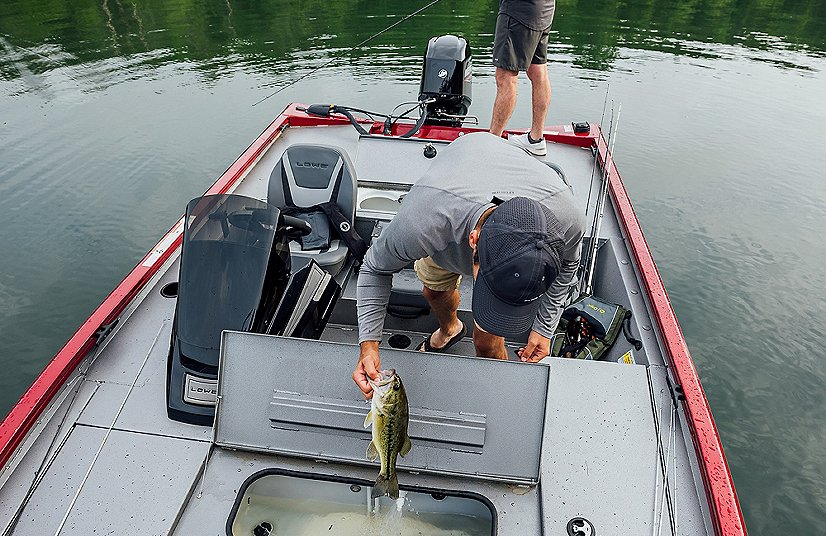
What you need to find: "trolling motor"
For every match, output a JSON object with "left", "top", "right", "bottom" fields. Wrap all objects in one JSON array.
[
  {"left": 418, "top": 34, "right": 473, "bottom": 127},
  {"left": 302, "top": 35, "right": 474, "bottom": 136}
]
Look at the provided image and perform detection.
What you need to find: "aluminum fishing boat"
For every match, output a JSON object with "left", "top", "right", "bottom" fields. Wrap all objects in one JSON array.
[{"left": 0, "top": 36, "right": 746, "bottom": 535}]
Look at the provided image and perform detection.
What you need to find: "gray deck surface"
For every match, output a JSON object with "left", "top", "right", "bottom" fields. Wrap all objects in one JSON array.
[{"left": 0, "top": 125, "right": 712, "bottom": 535}]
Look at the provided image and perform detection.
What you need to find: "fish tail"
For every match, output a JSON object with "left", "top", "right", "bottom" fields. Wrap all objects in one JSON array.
[{"left": 371, "top": 472, "right": 400, "bottom": 500}]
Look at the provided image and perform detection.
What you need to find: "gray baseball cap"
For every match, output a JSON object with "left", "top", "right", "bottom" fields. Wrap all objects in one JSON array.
[{"left": 472, "top": 197, "right": 563, "bottom": 339}]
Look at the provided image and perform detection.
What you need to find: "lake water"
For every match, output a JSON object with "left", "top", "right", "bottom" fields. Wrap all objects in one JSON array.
[{"left": 1, "top": 0, "right": 825, "bottom": 533}]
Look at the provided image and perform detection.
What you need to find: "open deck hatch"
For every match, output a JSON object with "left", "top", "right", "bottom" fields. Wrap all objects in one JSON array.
[
  {"left": 227, "top": 470, "right": 495, "bottom": 536},
  {"left": 215, "top": 331, "right": 550, "bottom": 485}
]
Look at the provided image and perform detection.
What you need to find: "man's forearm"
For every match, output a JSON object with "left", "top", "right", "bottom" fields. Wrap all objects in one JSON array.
[
  {"left": 533, "top": 258, "right": 579, "bottom": 336},
  {"left": 356, "top": 270, "right": 394, "bottom": 343}
]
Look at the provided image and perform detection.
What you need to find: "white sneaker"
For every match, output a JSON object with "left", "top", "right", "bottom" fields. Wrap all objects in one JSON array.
[{"left": 507, "top": 132, "right": 547, "bottom": 156}]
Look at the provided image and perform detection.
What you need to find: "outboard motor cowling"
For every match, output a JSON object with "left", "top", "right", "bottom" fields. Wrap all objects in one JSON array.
[{"left": 419, "top": 35, "right": 472, "bottom": 126}]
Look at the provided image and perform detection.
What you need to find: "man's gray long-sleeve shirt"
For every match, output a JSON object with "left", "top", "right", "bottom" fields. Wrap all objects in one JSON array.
[{"left": 357, "top": 132, "right": 585, "bottom": 343}]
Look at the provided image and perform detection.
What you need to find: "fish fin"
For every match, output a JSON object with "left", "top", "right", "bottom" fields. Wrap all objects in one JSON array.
[
  {"left": 371, "top": 473, "right": 400, "bottom": 500},
  {"left": 400, "top": 435, "right": 412, "bottom": 457},
  {"left": 366, "top": 441, "right": 379, "bottom": 462},
  {"left": 363, "top": 410, "right": 373, "bottom": 429}
]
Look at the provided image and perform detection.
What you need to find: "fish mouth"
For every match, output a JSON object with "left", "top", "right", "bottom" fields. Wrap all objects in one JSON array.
[{"left": 367, "top": 369, "right": 397, "bottom": 389}]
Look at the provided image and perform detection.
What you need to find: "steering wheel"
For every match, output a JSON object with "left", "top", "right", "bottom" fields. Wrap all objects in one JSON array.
[
  {"left": 282, "top": 215, "right": 312, "bottom": 240},
  {"left": 227, "top": 211, "right": 266, "bottom": 232}
]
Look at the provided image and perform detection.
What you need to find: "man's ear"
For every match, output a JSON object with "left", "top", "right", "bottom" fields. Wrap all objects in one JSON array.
[{"left": 468, "top": 229, "right": 480, "bottom": 249}]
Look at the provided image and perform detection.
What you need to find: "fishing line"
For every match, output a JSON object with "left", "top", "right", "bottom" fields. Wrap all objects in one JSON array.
[{"left": 251, "top": 0, "right": 443, "bottom": 107}]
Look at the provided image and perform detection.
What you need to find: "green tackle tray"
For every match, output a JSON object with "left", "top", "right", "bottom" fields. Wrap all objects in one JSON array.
[{"left": 214, "top": 331, "right": 550, "bottom": 485}]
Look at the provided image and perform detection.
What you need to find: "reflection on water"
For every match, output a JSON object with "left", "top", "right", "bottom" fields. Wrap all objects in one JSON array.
[
  {"left": 1, "top": 1, "right": 826, "bottom": 535},
  {"left": 1, "top": 0, "right": 825, "bottom": 89}
]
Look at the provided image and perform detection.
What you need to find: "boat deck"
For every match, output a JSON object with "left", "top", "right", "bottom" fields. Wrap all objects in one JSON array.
[{"left": 0, "top": 125, "right": 713, "bottom": 535}]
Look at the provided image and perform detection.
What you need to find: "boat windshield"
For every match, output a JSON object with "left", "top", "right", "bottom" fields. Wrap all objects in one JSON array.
[{"left": 176, "top": 194, "right": 289, "bottom": 366}]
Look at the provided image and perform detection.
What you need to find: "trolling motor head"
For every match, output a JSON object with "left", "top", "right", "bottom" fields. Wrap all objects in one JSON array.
[{"left": 418, "top": 35, "right": 472, "bottom": 126}]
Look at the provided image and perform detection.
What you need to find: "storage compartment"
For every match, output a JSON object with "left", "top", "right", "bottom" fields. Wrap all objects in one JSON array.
[
  {"left": 215, "top": 332, "right": 550, "bottom": 485},
  {"left": 357, "top": 188, "right": 406, "bottom": 216},
  {"left": 228, "top": 470, "right": 494, "bottom": 536}
]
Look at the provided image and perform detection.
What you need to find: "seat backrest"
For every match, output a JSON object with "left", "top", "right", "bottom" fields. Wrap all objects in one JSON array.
[{"left": 268, "top": 144, "right": 357, "bottom": 221}]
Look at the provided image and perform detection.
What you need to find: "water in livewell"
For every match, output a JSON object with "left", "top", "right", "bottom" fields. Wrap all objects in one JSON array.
[{"left": 232, "top": 495, "right": 490, "bottom": 536}]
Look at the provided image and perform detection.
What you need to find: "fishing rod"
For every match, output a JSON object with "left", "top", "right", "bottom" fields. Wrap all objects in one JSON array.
[
  {"left": 579, "top": 101, "right": 614, "bottom": 295},
  {"left": 578, "top": 86, "right": 611, "bottom": 293},
  {"left": 584, "top": 85, "right": 610, "bottom": 223},
  {"left": 252, "top": 0, "right": 443, "bottom": 107},
  {"left": 582, "top": 103, "right": 622, "bottom": 297}
]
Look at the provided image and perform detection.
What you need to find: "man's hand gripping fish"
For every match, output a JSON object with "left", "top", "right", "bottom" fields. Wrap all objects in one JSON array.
[{"left": 364, "top": 369, "right": 412, "bottom": 499}]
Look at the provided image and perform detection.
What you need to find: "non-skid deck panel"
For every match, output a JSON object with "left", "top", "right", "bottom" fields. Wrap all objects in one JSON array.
[
  {"left": 74, "top": 380, "right": 212, "bottom": 441},
  {"left": 540, "top": 357, "right": 660, "bottom": 534},
  {"left": 215, "top": 331, "right": 550, "bottom": 484},
  {"left": 6, "top": 425, "right": 207, "bottom": 535},
  {"left": 0, "top": 377, "right": 98, "bottom": 526}
]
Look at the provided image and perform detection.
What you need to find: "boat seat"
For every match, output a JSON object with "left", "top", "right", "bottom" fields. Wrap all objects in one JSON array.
[{"left": 268, "top": 144, "right": 358, "bottom": 277}]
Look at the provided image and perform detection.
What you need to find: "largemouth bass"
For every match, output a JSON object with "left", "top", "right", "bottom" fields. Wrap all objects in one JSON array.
[{"left": 364, "top": 369, "right": 412, "bottom": 499}]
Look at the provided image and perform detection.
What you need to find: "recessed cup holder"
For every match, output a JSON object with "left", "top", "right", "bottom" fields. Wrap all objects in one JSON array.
[
  {"left": 160, "top": 281, "right": 179, "bottom": 298},
  {"left": 388, "top": 333, "right": 412, "bottom": 349}
]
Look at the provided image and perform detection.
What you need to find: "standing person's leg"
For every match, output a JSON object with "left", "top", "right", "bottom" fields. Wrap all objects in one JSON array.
[
  {"left": 490, "top": 68, "right": 519, "bottom": 136},
  {"left": 491, "top": 14, "right": 548, "bottom": 155},
  {"left": 414, "top": 257, "right": 466, "bottom": 351},
  {"left": 421, "top": 286, "right": 464, "bottom": 348},
  {"left": 490, "top": 13, "right": 527, "bottom": 137},
  {"left": 526, "top": 24, "right": 552, "bottom": 141},
  {"left": 526, "top": 63, "right": 551, "bottom": 141},
  {"left": 472, "top": 326, "right": 508, "bottom": 360}
]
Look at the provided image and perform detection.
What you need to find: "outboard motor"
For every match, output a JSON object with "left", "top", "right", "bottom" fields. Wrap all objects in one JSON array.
[
  {"left": 166, "top": 194, "right": 291, "bottom": 425},
  {"left": 418, "top": 35, "right": 472, "bottom": 126}
]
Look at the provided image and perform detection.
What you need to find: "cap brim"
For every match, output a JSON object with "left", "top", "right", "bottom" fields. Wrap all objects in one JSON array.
[{"left": 472, "top": 272, "right": 540, "bottom": 339}]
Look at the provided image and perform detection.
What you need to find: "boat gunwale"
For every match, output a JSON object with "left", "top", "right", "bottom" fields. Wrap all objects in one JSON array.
[{"left": 0, "top": 103, "right": 745, "bottom": 535}]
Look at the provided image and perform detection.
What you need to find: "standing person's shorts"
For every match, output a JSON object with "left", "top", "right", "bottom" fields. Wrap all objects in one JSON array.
[
  {"left": 414, "top": 257, "right": 462, "bottom": 292},
  {"left": 492, "top": 14, "right": 552, "bottom": 72}
]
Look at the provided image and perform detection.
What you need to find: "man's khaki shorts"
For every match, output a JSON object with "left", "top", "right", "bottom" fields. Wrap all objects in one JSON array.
[{"left": 414, "top": 257, "right": 462, "bottom": 292}]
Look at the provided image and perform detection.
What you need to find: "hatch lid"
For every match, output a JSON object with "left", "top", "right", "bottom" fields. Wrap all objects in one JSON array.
[{"left": 215, "top": 331, "right": 549, "bottom": 485}]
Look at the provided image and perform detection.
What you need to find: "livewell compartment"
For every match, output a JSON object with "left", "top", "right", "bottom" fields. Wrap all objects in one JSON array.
[{"left": 228, "top": 471, "right": 494, "bottom": 536}]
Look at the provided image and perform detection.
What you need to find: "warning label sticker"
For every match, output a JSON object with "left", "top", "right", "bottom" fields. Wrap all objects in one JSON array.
[{"left": 618, "top": 350, "right": 635, "bottom": 365}]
